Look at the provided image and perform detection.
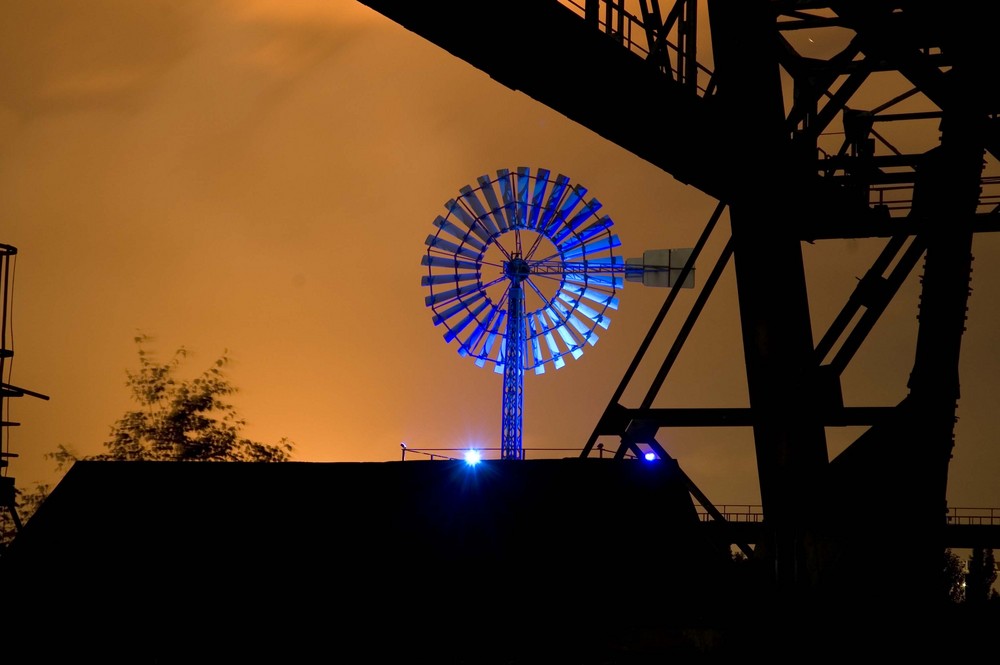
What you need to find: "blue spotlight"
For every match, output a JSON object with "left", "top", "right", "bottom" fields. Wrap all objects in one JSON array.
[
  {"left": 644, "top": 452, "right": 657, "bottom": 461},
  {"left": 465, "top": 449, "right": 482, "bottom": 466}
]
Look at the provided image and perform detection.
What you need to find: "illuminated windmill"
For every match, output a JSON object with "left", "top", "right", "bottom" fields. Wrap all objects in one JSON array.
[{"left": 422, "top": 167, "right": 691, "bottom": 460}]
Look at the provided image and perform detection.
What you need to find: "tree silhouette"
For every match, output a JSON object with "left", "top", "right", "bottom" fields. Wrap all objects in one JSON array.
[
  {"left": 965, "top": 547, "right": 998, "bottom": 605},
  {"left": 942, "top": 548, "right": 966, "bottom": 604},
  {"left": 51, "top": 335, "right": 294, "bottom": 465},
  {"left": 2, "top": 335, "right": 294, "bottom": 546}
]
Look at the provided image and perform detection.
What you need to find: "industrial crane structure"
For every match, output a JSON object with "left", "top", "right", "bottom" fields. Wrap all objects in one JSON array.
[{"left": 362, "top": 0, "right": 1000, "bottom": 614}]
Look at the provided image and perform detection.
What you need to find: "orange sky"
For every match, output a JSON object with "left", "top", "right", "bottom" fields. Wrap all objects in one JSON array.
[{"left": 2, "top": 1, "right": 999, "bottom": 511}]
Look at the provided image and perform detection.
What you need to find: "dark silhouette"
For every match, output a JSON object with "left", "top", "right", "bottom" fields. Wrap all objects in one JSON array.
[
  {"left": 966, "top": 547, "right": 999, "bottom": 605},
  {"left": 943, "top": 547, "right": 966, "bottom": 603},
  {"left": 2, "top": 334, "right": 294, "bottom": 546}
]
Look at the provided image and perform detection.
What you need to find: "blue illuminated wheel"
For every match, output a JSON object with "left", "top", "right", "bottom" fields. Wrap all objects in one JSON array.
[
  {"left": 421, "top": 167, "right": 624, "bottom": 459},
  {"left": 422, "top": 167, "right": 622, "bottom": 372}
]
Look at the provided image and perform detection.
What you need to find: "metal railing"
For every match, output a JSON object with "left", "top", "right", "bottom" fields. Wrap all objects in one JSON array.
[
  {"left": 693, "top": 505, "right": 1000, "bottom": 526},
  {"left": 948, "top": 507, "right": 1000, "bottom": 526},
  {"left": 696, "top": 504, "right": 763, "bottom": 523},
  {"left": 558, "top": 0, "right": 715, "bottom": 95},
  {"left": 399, "top": 443, "right": 640, "bottom": 461}
]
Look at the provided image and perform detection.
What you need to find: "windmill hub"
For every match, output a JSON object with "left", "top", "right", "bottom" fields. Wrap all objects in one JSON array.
[{"left": 504, "top": 255, "right": 531, "bottom": 283}]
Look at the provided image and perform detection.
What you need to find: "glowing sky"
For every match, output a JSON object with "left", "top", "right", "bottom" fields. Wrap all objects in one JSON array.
[{"left": 2, "top": 0, "right": 999, "bottom": 511}]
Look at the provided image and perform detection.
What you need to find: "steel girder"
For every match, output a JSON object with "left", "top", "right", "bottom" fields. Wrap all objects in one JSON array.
[{"left": 358, "top": 0, "right": 997, "bottom": 610}]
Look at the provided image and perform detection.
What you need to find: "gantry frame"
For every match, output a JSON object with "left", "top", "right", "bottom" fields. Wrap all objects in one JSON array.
[{"left": 358, "top": 0, "right": 999, "bottom": 611}]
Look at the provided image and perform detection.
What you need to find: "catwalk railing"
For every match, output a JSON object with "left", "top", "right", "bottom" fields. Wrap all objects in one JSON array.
[{"left": 398, "top": 445, "right": 999, "bottom": 529}]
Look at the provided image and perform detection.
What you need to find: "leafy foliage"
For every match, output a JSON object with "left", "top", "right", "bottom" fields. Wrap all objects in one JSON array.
[
  {"left": 2, "top": 335, "right": 293, "bottom": 546},
  {"left": 60, "top": 335, "right": 293, "bottom": 464},
  {"left": 965, "top": 547, "right": 998, "bottom": 605},
  {"left": 943, "top": 548, "right": 966, "bottom": 604}
]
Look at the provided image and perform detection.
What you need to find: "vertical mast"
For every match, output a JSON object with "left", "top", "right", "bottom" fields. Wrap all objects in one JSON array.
[{"left": 501, "top": 256, "right": 527, "bottom": 460}]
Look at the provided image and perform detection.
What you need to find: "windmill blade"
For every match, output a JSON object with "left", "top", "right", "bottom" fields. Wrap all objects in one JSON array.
[
  {"left": 543, "top": 183, "right": 587, "bottom": 236},
  {"left": 422, "top": 255, "right": 480, "bottom": 271},
  {"left": 557, "top": 216, "right": 614, "bottom": 253},
  {"left": 462, "top": 304, "right": 501, "bottom": 357},
  {"left": 527, "top": 168, "right": 550, "bottom": 230},
  {"left": 477, "top": 174, "right": 509, "bottom": 233},
  {"left": 425, "top": 234, "right": 481, "bottom": 261},
  {"left": 528, "top": 315, "right": 545, "bottom": 374},
  {"left": 446, "top": 199, "right": 493, "bottom": 244},
  {"left": 552, "top": 319, "right": 585, "bottom": 359},
  {"left": 513, "top": 166, "right": 531, "bottom": 229},
  {"left": 475, "top": 309, "right": 506, "bottom": 368},
  {"left": 563, "top": 283, "right": 620, "bottom": 310},
  {"left": 542, "top": 307, "right": 583, "bottom": 360},
  {"left": 542, "top": 325, "right": 566, "bottom": 370},
  {"left": 534, "top": 312, "right": 565, "bottom": 370},
  {"left": 444, "top": 298, "right": 491, "bottom": 344},
  {"left": 497, "top": 168, "right": 519, "bottom": 231},
  {"left": 538, "top": 173, "right": 570, "bottom": 231},
  {"left": 460, "top": 185, "right": 501, "bottom": 238},
  {"left": 557, "top": 292, "right": 611, "bottom": 330},
  {"left": 434, "top": 216, "right": 487, "bottom": 252},
  {"left": 551, "top": 197, "right": 602, "bottom": 246},
  {"left": 431, "top": 289, "right": 487, "bottom": 326},
  {"left": 425, "top": 282, "right": 482, "bottom": 307},
  {"left": 422, "top": 271, "right": 479, "bottom": 287},
  {"left": 494, "top": 336, "right": 506, "bottom": 374},
  {"left": 561, "top": 234, "right": 621, "bottom": 260},
  {"left": 552, "top": 299, "right": 599, "bottom": 346}
]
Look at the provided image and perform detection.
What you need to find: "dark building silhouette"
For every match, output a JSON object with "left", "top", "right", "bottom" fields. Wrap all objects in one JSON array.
[{"left": 3, "top": 458, "right": 744, "bottom": 661}]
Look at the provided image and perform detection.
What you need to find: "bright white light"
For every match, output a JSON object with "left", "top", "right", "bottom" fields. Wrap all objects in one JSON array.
[
  {"left": 465, "top": 450, "right": 482, "bottom": 466},
  {"left": 644, "top": 452, "right": 657, "bottom": 461}
]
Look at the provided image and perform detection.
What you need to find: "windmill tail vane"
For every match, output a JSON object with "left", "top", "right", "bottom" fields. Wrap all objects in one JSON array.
[{"left": 421, "top": 167, "right": 693, "bottom": 460}]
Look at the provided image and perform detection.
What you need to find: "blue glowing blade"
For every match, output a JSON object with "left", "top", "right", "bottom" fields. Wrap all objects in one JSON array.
[
  {"left": 444, "top": 298, "right": 490, "bottom": 343},
  {"left": 513, "top": 167, "right": 531, "bottom": 229},
  {"left": 476, "top": 309, "right": 505, "bottom": 368},
  {"left": 421, "top": 272, "right": 478, "bottom": 287},
  {"left": 557, "top": 292, "right": 611, "bottom": 330},
  {"left": 494, "top": 336, "right": 506, "bottom": 373},
  {"left": 497, "top": 168, "right": 519, "bottom": 231},
  {"left": 528, "top": 315, "right": 544, "bottom": 374},
  {"left": 425, "top": 282, "right": 482, "bottom": 307},
  {"left": 545, "top": 184, "right": 587, "bottom": 236},
  {"left": 561, "top": 234, "right": 621, "bottom": 260},
  {"left": 446, "top": 199, "right": 493, "bottom": 244},
  {"left": 552, "top": 198, "right": 602, "bottom": 245},
  {"left": 477, "top": 174, "right": 509, "bottom": 233},
  {"left": 527, "top": 168, "right": 550, "bottom": 229},
  {"left": 431, "top": 290, "right": 486, "bottom": 326},
  {"left": 563, "top": 283, "right": 620, "bottom": 310},
  {"left": 534, "top": 312, "right": 566, "bottom": 371},
  {"left": 538, "top": 174, "right": 570, "bottom": 231},
  {"left": 557, "top": 216, "right": 614, "bottom": 253},
  {"left": 544, "top": 328, "right": 566, "bottom": 369},
  {"left": 422, "top": 255, "right": 480, "bottom": 271},
  {"left": 546, "top": 306, "right": 585, "bottom": 359},
  {"left": 426, "top": 234, "right": 481, "bottom": 261},
  {"left": 434, "top": 216, "right": 486, "bottom": 252},
  {"left": 460, "top": 185, "right": 500, "bottom": 238},
  {"left": 553, "top": 299, "right": 599, "bottom": 345},
  {"left": 462, "top": 304, "right": 500, "bottom": 356}
]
